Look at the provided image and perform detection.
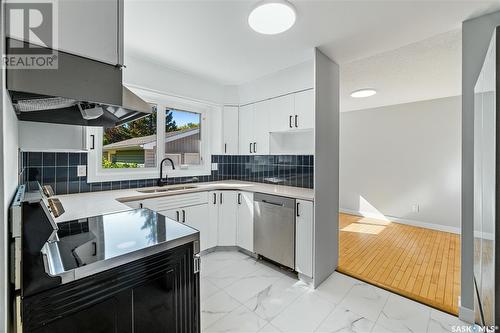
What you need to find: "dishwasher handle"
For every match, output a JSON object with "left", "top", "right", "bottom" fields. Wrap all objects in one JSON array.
[
  {"left": 261, "top": 199, "right": 285, "bottom": 207},
  {"left": 254, "top": 193, "right": 295, "bottom": 209}
]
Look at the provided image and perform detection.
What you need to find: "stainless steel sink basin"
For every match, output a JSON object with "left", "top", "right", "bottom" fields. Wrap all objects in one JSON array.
[{"left": 137, "top": 186, "right": 197, "bottom": 194}]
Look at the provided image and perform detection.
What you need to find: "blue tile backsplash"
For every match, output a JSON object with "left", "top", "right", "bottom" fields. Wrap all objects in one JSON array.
[{"left": 20, "top": 152, "right": 314, "bottom": 195}]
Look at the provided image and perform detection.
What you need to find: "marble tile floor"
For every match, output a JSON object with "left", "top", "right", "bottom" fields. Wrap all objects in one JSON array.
[{"left": 200, "top": 250, "right": 472, "bottom": 333}]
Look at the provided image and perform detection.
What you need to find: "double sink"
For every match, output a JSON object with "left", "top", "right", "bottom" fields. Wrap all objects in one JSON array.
[{"left": 137, "top": 185, "right": 198, "bottom": 194}]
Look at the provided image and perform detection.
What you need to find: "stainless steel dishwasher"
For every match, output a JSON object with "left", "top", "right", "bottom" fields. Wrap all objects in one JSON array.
[{"left": 254, "top": 193, "right": 295, "bottom": 269}]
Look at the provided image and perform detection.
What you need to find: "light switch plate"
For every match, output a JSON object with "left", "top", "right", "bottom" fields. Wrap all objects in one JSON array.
[
  {"left": 211, "top": 163, "right": 218, "bottom": 171},
  {"left": 77, "top": 165, "right": 87, "bottom": 177}
]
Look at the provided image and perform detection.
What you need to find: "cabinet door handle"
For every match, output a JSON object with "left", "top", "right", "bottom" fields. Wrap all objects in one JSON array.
[
  {"left": 295, "top": 115, "right": 298, "bottom": 128},
  {"left": 176, "top": 211, "right": 180, "bottom": 222},
  {"left": 92, "top": 242, "right": 97, "bottom": 256},
  {"left": 213, "top": 193, "right": 217, "bottom": 204},
  {"left": 253, "top": 142, "right": 257, "bottom": 153},
  {"left": 182, "top": 210, "right": 186, "bottom": 223},
  {"left": 296, "top": 202, "right": 300, "bottom": 217},
  {"left": 249, "top": 142, "right": 253, "bottom": 153},
  {"left": 224, "top": 143, "right": 227, "bottom": 154},
  {"left": 90, "top": 134, "right": 95, "bottom": 150},
  {"left": 220, "top": 192, "right": 223, "bottom": 204},
  {"left": 238, "top": 193, "right": 241, "bottom": 205},
  {"left": 289, "top": 115, "right": 293, "bottom": 128}
]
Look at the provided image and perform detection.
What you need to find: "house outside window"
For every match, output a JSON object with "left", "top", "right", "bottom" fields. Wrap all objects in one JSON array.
[
  {"left": 86, "top": 88, "right": 213, "bottom": 183},
  {"left": 102, "top": 106, "right": 158, "bottom": 169}
]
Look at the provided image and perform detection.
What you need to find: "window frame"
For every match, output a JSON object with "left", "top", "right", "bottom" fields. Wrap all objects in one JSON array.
[{"left": 87, "top": 88, "right": 213, "bottom": 183}]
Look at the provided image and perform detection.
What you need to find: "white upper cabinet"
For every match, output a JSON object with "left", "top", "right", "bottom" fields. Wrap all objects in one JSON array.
[
  {"left": 222, "top": 106, "right": 239, "bottom": 155},
  {"left": 238, "top": 102, "right": 269, "bottom": 155},
  {"left": 57, "top": 0, "right": 123, "bottom": 65},
  {"left": 236, "top": 192, "right": 254, "bottom": 252},
  {"left": 267, "top": 90, "right": 314, "bottom": 133},
  {"left": 295, "top": 199, "right": 314, "bottom": 278},
  {"left": 253, "top": 101, "right": 270, "bottom": 155},
  {"left": 294, "top": 90, "right": 315, "bottom": 130},
  {"left": 239, "top": 104, "right": 254, "bottom": 155},
  {"left": 237, "top": 90, "right": 313, "bottom": 155},
  {"left": 268, "top": 95, "right": 294, "bottom": 133}
]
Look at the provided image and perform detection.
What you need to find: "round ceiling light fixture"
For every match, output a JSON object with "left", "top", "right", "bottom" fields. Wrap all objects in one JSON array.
[
  {"left": 248, "top": 0, "right": 297, "bottom": 35},
  {"left": 350, "top": 89, "right": 377, "bottom": 98}
]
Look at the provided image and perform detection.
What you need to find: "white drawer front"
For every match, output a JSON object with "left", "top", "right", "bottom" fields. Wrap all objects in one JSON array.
[{"left": 142, "top": 192, "right": 208, "bottom": 212}]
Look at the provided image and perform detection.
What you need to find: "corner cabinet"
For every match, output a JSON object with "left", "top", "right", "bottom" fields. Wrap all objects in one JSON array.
[
  {"left": 295, "top": 199, "right": 314, "bottom": 278},
  {"left": 209, "top": 191, "right": 238, "bottom": 246},
  {"left": 208, "top": 191, "right": 254, "bottom": 251}
]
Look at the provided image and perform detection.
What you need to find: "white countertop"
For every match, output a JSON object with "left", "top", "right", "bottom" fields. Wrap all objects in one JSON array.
[{"left": 54, "top": 180, "right": 314, "bottom": 223}]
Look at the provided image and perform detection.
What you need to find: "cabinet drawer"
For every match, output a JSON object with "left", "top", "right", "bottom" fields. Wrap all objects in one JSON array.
[{"left": 142, "top": 192, "right": 208, "bottom": 212}]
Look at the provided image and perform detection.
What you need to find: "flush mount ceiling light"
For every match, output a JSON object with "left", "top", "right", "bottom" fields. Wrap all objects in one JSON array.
[
  {"left": 248, "top": 0, "right": 297, "bottom": 35},
  {"left": 350, "top": 89, "right": 377, "bottom": 98}
]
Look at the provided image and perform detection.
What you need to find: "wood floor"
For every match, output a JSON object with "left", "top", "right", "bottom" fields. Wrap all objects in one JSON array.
[{"left": 338, "top": 213, "right": 460, "bottom": 315}]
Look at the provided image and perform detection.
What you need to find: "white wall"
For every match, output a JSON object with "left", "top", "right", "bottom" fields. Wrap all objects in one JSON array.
[
  {"left": 313, "top": 49, "right": 339, "bottom": 287},
  {"left": 461, "top": 11, "right": 500, "bottom": 320},
  {"left": 1, "top": 5, "right": 20, "bottom": 331},
  {"left": 340, "top": 96, "right": 461, "bottom": 233},
  {"left": 124, "top": 53, "right": 228, "bottom": 105},
  {"left": 238, "top": 60, "right": 314, "bottom": 105}
]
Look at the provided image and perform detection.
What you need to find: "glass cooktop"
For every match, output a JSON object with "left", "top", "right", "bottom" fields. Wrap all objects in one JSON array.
[{"left": 43, "top": 208, "right": 197, "bottom": 273}]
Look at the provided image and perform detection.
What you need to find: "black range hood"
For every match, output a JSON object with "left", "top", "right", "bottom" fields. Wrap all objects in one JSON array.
[{"left": 6, "top": 38, "right": 151, "bottom": 128}]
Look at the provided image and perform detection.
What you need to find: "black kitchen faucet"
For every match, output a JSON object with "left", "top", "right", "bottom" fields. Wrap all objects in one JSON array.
[{"left": 158, "top": 157, "right": 175, "bottom": 186}]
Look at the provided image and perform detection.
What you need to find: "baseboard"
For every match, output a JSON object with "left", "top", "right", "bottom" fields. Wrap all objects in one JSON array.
[
  {"left": 340, "top": 208, "right": 461, "bottom": 234},
  {"left": 459, "top": 305, "right": 475, "bottom": 323}
]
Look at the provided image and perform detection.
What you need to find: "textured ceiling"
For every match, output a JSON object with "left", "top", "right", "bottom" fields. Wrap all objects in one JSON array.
[{"left": 341, "top": 29, "right": 462, "bottom": 112}]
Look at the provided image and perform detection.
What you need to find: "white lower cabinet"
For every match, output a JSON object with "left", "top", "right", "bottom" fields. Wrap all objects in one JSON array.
[
  {"left": 208, "top": 191, "right": 254, "bottom": 250},
  {"left": 135, "top": 191, "right": 313, "bottom": 273},
  {"left": 184, "top": 204, "right": 210, "bottom": 250},
  {"left": 236, "top": 192, "right": 254, "bottom": 252},
  {"left": 158, "top": 208, "right": 179, "bottom": 222},
  {"left": 217, "top": 191, "right": 238, "bottom": 246},
  {"left": 158, "top": 204, "right": 210, "bottom": 251},
  {"left": 295, "top": 199, "right": 314, "bottom": 278},
  {"left": 208, "top": 192, "right": 219, "bottom": 249}
]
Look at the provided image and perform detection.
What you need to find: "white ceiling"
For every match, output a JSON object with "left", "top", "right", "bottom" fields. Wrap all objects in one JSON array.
[
  {"left": 341, "top": 29, "right": 462, "bottom": 112},
  {"left": 124, "top": 0, "right": 500, "bottom": 87}
]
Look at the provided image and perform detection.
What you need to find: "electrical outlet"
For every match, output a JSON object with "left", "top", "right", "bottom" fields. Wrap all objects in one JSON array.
[
  {"left": 77, "top": 165, "right": 87, "bottom": 177},
  {"left": 211, "top": 163, "right": 218, "bottom": 171},
  {"left": 412, "top": 204, "right": 420, "bottom": 213}
]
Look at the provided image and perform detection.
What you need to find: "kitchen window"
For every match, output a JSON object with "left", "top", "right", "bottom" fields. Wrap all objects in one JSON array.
[
  {"left": 102, "top": 105, "right": 158, "bottom": 169},
  {"left": 87, "top": 89, "right": 213, "bottom": 182},
  {"left": 162, "top": 109, "right": 202, "bottom": 166}
]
